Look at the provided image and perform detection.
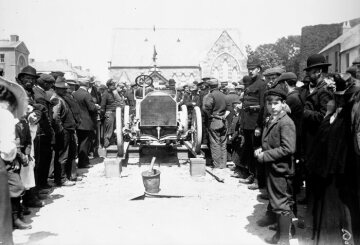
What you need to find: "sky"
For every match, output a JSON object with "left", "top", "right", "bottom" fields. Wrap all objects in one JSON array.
[{"left": 0, "top": 0, "right": 359, "bottom": 80}]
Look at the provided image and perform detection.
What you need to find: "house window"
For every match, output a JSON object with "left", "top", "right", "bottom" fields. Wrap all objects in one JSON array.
[
  {"left": 335, "top": 51, "right": 339, "bottom": 72},
  {"left": 346, "top": 53, "right": 350, "bottom": 68},
  {"left": 0, "top": 54, "right": 4, "bottom": 63}
]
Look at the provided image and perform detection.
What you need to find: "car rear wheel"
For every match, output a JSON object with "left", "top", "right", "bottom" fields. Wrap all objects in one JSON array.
[
  {"left": 191, "top": 106, "right": 202, "bottom": 154},
  {"left": 180, "top": 105, "right": 188, "bottom": 132},
  {"left": 116, "top": 107, "right": 124, "bottom": 157}
]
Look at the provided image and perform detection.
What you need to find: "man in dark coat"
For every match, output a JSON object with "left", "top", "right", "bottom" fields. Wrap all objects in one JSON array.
[
  {"left": 88, "top": 79, "right": 101, "bottom": 157},
  {"left": 302, "top": 54, "right": 334, "bottom": 205},
  {"left": 33, "top": 74, "right": 55, "bottom": 190},
  {"left": 203, "top": 78, "right": 229, "bottom": 169},
  {"left": 51, "top": 78, "right": 77, "bottom": 186},
  {"left": 225, "top": 87, "right": 241, "bottom": 162},
  {"left": 73, "top": 78, "right": 100, "bottom": 168},
  {"left": 239, "top": 61, "right": 267, "bottom": 190},
  {"left": 100, "top": 79, "right": 124, "bottom": 148},
  {"left": 255, "top": 88, "right": 296, "bottom": 245}
]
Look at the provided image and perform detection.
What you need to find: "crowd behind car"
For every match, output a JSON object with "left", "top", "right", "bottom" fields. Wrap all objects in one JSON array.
[{"left": 1, "top": 53, "right": 360, "bottom": 245}]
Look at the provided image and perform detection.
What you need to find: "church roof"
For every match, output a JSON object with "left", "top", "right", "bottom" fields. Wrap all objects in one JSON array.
[
  {"left": 110, "top": 28, "right": 244, "bottom": 67},
  {"left": 0, "top": 40, "right": 22, "bottom": 48}
]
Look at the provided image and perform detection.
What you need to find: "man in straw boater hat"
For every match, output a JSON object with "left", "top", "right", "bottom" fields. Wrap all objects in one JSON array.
[
  {"left": 0, "top": 76, "right": 30, "bottom": 239},
  {"left": 51, "top": 77, "right": 77, "bottom": 187},
  {"left": 301, "top": 54, "right": 334, "bottom": 205}
]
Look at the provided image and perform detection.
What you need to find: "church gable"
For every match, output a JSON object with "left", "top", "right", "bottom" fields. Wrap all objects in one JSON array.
[
  {"left": 201, "top": 31, "right": 247, "bottom": 82},
  {"left": 15, "top": 42, "right": 30, "bottom": 55}
]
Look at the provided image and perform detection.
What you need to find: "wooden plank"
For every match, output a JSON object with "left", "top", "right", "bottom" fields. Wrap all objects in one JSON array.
[{"left": 183, "top": 141, "right": 205, "bottom": 159}]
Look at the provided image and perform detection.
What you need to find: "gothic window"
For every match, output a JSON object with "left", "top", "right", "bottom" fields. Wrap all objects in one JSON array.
[
  {"left": 189, "top": 73, "right": 195, "bottom": 83},
  {"left": 232, "top": 67, "right": 238, "bottom": 82},
  {"left": 181, "top": 73, "right": 186, "bottom": 82},
  {"left": 222, "top": 60, "right": 229, "bottom": 81},
  {"left": 212, "top": 68, "right": 219, "bottom": 79},
  {"left": 18, "top": 55, "right": 26, "bottom": 71}
]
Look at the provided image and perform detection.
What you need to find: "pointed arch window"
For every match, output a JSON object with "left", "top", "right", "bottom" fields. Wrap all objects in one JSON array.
[
  {"left": 232, "top": 67, "right": 238, "bottom": 82},
  {"left": 222, "top": 60, "right": 229, "bottom": 81}
]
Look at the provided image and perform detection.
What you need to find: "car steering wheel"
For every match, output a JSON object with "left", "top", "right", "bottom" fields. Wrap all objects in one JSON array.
[{"left": 135, "top": 75, "right": 153, "bottom": 88}]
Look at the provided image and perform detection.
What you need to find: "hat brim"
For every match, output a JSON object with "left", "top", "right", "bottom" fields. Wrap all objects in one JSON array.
[
  {"left": 0, "top": 77, "right": 28, "bottom": 119},
  {"left": 303, "top": 63, "right": 331, "bottom": 71},
  {"left": 18, "top": 72, "right": 40, "bottom": 79}
]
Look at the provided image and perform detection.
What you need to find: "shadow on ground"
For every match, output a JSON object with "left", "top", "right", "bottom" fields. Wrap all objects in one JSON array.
[{"left": 17, "top": 231, "right": 58, "bottom": 245}]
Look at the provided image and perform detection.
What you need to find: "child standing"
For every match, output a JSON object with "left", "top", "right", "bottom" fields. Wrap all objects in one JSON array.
[{"left": 254, "top": 88, "right": 296, "bottom": 245}]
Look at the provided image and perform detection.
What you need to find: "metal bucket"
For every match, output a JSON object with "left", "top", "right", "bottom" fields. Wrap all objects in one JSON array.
[{"left": 141, "top": 169, "right": 161, "bottom": 193}]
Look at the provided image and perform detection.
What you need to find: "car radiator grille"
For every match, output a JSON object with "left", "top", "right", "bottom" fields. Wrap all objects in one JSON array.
[{"left": 140, "top": 95, "right": 177, "bottom": 126}]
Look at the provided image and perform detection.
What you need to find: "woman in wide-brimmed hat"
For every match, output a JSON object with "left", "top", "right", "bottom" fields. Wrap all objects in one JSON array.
[{"left": 0, "top": 76, "right": 29, "bottom": 243}]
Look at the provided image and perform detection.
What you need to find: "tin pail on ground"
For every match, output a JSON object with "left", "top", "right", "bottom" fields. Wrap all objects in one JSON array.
[{"left": 141, "top": 169, "right": 161, "bottom": 193}]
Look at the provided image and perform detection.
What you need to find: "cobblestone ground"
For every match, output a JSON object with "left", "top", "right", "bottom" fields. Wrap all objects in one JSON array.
[{"left": 13, "top": 154, "right": 307, "bottom": 245}]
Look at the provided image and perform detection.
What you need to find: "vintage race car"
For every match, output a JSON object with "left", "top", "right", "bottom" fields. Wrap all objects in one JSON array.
[{"left": 115, "top": 75, "right": 202, "bottom": 157}]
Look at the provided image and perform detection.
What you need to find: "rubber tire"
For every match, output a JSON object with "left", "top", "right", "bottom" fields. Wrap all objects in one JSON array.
[
  {"left": 116, "top": 107, "right": 124, "bottom": 157},
  {"left": 180, "top": 105, "right": 188, "bottom": 133},
  {"left": 191, "top": 106, "right": 202, "bottom": 154}
]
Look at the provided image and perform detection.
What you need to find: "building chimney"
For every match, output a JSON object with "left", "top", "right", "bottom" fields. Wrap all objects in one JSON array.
[
  {"left": 342, "top": 21, "right": 351, "bottom": 34},
  {"left": 10, "top": 35, "right": 19, "bottom": 42}
]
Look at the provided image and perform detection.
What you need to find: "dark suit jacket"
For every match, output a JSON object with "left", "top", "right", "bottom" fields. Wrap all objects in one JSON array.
[
  {"left": 73, "top": 87, "right": 98, "bottom": 131},
  {"left": 261, "top": 111, "right": 296, "bottom": 176},
  {"left": 242, "top": 75, "right": 266, "bottom": 130},
  {"left": 287, "top": 90, "right": 304, "bottom": 157},
  {"left": 33, "top": 86, "right": 54, "bottom": 138},
  {"left": 225, "top": 92, "right": 240, "bottom": 125}
]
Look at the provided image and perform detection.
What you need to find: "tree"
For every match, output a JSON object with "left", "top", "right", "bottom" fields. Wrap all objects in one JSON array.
[{"left": 246, "top": 35, "right": 302, "bottom": 75}]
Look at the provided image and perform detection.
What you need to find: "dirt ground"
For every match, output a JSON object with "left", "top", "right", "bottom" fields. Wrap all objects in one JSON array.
[{"left": 13, "top": 151, "right": 307, "bottom": 245}]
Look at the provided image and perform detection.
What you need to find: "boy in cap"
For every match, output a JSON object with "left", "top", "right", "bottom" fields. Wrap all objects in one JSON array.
[{"left": 254, "top": 88, "right": 296, "bottom": 245}]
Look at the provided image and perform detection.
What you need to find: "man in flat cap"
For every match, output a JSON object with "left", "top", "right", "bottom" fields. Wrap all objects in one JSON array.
[
  {"left": 101, "top": 79, "right": 123, "bottom": 148},
  {"left": 239, "top": 60, "right": 267, "bottom": 190},
  {"left": 33, "top": 74, "right": 56, "bottom": 191},
  {"left": 203, "top": 78, "right": 230, "bottom": 169},
  {"left": 73, "top": 78, "right": 100, "bottom": 168}
]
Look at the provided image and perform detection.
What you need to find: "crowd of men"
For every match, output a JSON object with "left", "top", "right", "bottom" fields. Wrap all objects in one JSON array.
[
  {"left": 1, "top": 52, "right": 360, "bottom": 245},
  {"left": 176, "top": 54, "right": 360, "bottom": 245}
]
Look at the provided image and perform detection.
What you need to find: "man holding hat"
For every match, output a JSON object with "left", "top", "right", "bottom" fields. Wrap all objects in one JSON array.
[
  {"left": 239, "top": 60, "right": 267, "bottom": 190},
  {"left": 203, "top": 78, "right": 229, "bottom": 169},
  {"left": 33, "top": 74, "right": 56, "bottom": 191},
  {"left": 73, "top": 78, "right": 100, "bottom": 168},
  {"left": 51, "top": 77, "right": 77, "bottom": 186}
]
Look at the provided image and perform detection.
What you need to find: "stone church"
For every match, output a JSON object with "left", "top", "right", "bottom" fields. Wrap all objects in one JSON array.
[{"left": 109, "top": 28, "right": 248, "bottom": 87}]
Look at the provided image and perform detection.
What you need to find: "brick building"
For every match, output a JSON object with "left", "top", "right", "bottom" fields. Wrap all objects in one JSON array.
[
  {"left": 0, "top": 35, "right": 29, "bottom": 81},
  {"left": 109, "top": 28, "right": 247, "bottom": 87}
]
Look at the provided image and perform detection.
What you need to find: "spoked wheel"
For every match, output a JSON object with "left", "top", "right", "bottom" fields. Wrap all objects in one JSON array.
[
  {"left": 191, "top": 106, "right": 202, "bottom": 154},
  {"left": 116, "top": 107, "right": 124, "bottom": 157},
  {"left": 180, "top": 104, "right": 188, "bottom": 133}
]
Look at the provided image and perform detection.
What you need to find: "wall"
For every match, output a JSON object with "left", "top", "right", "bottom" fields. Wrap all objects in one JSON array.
[
  {"left": 340, "top": 45, "right": 360, "bottom": 72},
  {"left": 0, "top": 49, "right": 17, "bottom": 81},
  {"left": 320, "top": 44, "right": 341, "bottom": 73}
]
